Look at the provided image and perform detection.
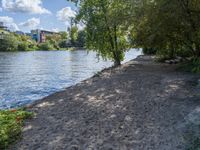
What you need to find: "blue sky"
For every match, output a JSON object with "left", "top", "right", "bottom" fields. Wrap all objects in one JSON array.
[{"left": 0, "top": 0, "right": 78, "bottom": 32}]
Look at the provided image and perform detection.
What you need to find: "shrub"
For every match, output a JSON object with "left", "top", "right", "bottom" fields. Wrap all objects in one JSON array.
[
  {"left": 0, "top": 34, "right": 18, "bottom": 51},
  {"left": 191, "top": 58, "right": 200, "bottom": 73},
  {"left": 38, "top": 42, "right": 54, "bottom": 50},
  {"left": 17, "top": 42, "right": 29, "bottom": 51},
  {"left": 58, "top": 40, "right": 67, "bottom": 48},
  {"left": 179, "top": 57, "right": 200, "bottom": 73},
  {"left": 143, "top": 47, "right": 157, "bottom": 55},
  {"left": 0, "top": 109, "right": 33, "bottom": 149}
]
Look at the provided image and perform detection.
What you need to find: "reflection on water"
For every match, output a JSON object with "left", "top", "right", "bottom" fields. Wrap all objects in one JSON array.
[{"left": 0, "top": 49, "right": 142, "bottom": 109}]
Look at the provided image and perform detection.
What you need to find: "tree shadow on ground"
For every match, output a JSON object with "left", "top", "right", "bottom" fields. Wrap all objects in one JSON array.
[{"left": 11, "top": 60, "right": 200, "bottom": 150}]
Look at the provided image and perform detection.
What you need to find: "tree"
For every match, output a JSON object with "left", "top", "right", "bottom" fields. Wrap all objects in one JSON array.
[
  {"left": 0, "top": 34, "right": 18, "bottom": 51},
  {"left": 76, "top": 30, "right": 86, "bottom": 47},
  {"left": 45, "top": 34, "right": 62, "bottom": 50},
  {"left": 59, "top": 31, "right": 68, "bottom": 40},
  {"left": 38, "top": 42, "right": 54, "bottom": 50},
  {"left": 76, "top": 0, "right": 130, "bottom": 66},
  {"left": 18, "top": 42, "right": 29, "bottom": 51},
  {"left": 128, "top": 0, "right": 200, "bottom": 58},
  {"left": 58, "top": 40, "right": 67, "bottom": 48},
  {"left": 70, "top": 0, "right": 200, "bottom": 60},
  {"left": 70, "top": 26, "right": 78, "bottom": 45}
]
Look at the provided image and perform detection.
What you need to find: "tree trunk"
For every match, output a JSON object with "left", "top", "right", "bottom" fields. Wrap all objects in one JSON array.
[
  {"left": 114, "top": 59, "right": 121, "bottom": 66},
  {"left": 113, "top": 51, "right": 121, "bottom": 66},
  {"left": 192, "top": 42, "right": 200, "bottom": 57},
  {"left": 169, "top": 47, "right": 175, "bottom": 59},
  {"left": 113, "top": 25, "right": 121, "bottom": 66},
  {"left": 197, "top": 49, "right": 200, "bottom": 57}
]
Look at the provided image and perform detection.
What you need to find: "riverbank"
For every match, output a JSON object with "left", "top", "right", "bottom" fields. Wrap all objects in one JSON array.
[
  {"left": 0, "top": 109, "right": 33, "bottom": 149},
  {"left": 0, "top": 47, "right": 85, "bottom": 52},
  {"left": 10, "top": 56, "right": 200, "bottom": 150}
]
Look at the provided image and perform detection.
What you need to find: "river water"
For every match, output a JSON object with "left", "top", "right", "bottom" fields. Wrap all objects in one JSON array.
[{"left": 0, "top": 49, "right": 142, "bottom": 109}]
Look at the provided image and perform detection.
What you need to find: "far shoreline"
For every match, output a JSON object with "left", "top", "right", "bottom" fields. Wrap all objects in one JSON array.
[{"left": 0, "top": 47, "right": 86, "bottom": 53}]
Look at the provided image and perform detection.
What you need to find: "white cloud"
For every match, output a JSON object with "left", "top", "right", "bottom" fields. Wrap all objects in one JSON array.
[
  {"left": 57, "top": 7, "right": 76, "bottom": 22},
  {"left": 39, "top": 27, "right": 44, "bottom": 30},
  {"left": 19, "top": 17, "right": 40, "bottom": 29},
  {"left": 57, "top": 7, "right": 84, "bottom": 31},
  {"left": 0, "top": 16, "right": 19, "bottom": 31},
  {"left": 2, "top": 0, "right": 51, "bottom": 14},
  {"left": 51, "top": 28, "right": 60, "bottom": 33}
]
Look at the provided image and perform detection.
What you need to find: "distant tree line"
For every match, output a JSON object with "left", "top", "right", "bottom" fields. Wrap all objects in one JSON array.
[{"left": 0, "top": 28, "right": 86, "bottom": 51}]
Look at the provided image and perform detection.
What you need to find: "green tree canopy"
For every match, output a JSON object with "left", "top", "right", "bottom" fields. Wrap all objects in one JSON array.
[
  {"left": 0, "top": 34, "right": 18, "bottom": 51},
  {"left": 69, "top": 0, "right": 200, "bottom": 60},
  {"left": 128, "top": 0, "right": 200, "bottom": 58},
  {"left": 70, "top": 26, "right": 78, "bottom": 45},
  {"left": 76, "top": 0, "right": 130, "bottom": 66}
]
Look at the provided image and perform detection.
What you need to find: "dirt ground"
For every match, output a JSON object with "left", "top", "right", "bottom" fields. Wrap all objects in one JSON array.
[{"left": 10, "top": 56, "right": 200, "bottom": 150}]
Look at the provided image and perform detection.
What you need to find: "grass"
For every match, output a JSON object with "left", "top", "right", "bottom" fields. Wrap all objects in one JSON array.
[
  {"left": 178, "top": 57, "right": 200, "bottom": 73},
  {"left": 0, "top": 109, "right": 33, "bottom": 149}
]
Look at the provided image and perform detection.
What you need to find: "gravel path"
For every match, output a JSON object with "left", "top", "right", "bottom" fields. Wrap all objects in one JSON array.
[{"left": 10, "top": 56, "right": 200, "bottom": 150}]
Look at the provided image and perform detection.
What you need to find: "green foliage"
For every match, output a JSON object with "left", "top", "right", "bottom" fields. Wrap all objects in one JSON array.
[
  {"left": 191, "top": 58, "right": 200, "bottom": 73},
  {"left": 58, "top": 40, "right": 67, "bottom": 48},
  {"left": 70, "top": 26, "right": 78, "bottom": 45},
  {"left": 45, "top": 34, "right": 63, "bottom": 50},
  {"left": 38, "top": 42, "right": 55, "bottom": 50},
  {"left": 76, "top": 30, "right": 86, "bottom": 47},
  {"left": 77, "top": 0, "right": 130, "bottom": 65},
  {"left": 0, "top": 31, "right": 71, "bottom": 51},
  {"left": 69, "top": 0, "right": 200, "bottom": 61},
  {"left": 128, "top": 0, "right": 200, "bottom": 59},
  {"left": 0, "top": 29, "right": 84, "bottom": 51},
  {"left": 0, "top": 109, "right": 33, "bottom": 149},
  {"left": 143, "top": 47, "right": 157, "bottom": 55},
  {"left": 0, "top": 34, "right": 18, "bottom": 51},
  {"left": 59, "top": 31, "right": 68, "bottom": 40},
  {"left": 28, "top": 42, "right": 38, "bottom": 51},
  {"left": 178, "top": 58, "right": 200, "bottom": 73},
  {"left": 17, "top": 42, "right": 29, "bottom": 51},
  {"left": 0, "top": 33, "right": 40, "bottom": 51}
]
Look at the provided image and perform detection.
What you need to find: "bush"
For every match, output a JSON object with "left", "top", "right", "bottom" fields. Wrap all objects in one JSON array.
[
  {"left": 38, "top": 42, "right": 55, "bottom": 50},
  {"left": 143, "top": 47, "right": 157, "bottom": 55},
  {"left": 17, "top": 42, "right": 29, "bottom": 51},
  {"left": 176, "top": 48, "right": 193, "bottom": 58},
  {"left": 0, "top": 34, "right": 18, "bottom": 51},
  {"left": 0, "top": 109, "right": 33, "bottom": 149},
  {"left": 58, "top": 40, "right": 67, "bottom": 48},
  {"left": 178, "top": 57, "right": 200, "bottom": 73},
  {"left": 191, "top": 58, "right": 200, "bottom": 73}
]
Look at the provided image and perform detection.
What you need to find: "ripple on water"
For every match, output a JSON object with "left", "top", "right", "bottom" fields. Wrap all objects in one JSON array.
[{"left": 0, "top": 49, "right": 142, "bottom": 109}]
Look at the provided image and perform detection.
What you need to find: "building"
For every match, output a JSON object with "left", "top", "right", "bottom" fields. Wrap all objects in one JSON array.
[
  {"left": 0, "top": 22, "right": 7, "bottom": 30},
  {"left": 31, "top": 29, "right": 58, "bottom": 43},
  {"left": 15, "top": 31, "right": 25, "bottom": 35},
  {"left": 0, "top": 22, "right": 9, "bottom": 40}
]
